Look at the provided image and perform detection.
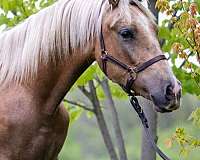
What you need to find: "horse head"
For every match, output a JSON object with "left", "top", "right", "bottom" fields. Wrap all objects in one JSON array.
[{"left": 95, "top": 0, "right": 182, "bottom": 113}]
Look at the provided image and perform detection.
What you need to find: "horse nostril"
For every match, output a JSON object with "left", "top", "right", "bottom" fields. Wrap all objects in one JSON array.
[
  {"left": 177, "top": 89, "right": 182, "bottom": 100},
  {"left": 165, "top": 84, "right": 174, "bottom": 101},
  {"left": 178, "top": 80, "right": 182, "bottom": 86}
]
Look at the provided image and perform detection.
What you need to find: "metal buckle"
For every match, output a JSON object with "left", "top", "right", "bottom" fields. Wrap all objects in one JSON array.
[
  {"left": 101, "top": 50, "right": 108, "bottom": 55},
  {"left": 101, "top": 51, "right": 108, "bottom": 61},
  {"left": 129, "top": 68, "right": 137, "bottom": 81},
  {"left": 101, "top": 53, "right": 107, "bottom": 60}
]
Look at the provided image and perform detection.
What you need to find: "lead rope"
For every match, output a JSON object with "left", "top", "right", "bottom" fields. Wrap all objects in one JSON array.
[{"left": 129, "top": 95, "right": 171, "bottom": 160}]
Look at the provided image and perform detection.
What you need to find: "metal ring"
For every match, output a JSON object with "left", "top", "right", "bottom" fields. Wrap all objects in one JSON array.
[{"left": 129, "top": 68, "right": 137, "bottom": 80}]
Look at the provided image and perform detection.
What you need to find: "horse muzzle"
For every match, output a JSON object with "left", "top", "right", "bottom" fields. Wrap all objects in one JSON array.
[{"left": 151, "top": 79, "right": 182, "bottom": 113}]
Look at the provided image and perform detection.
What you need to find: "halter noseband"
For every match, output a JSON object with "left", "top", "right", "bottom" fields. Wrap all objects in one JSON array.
[
  {"left": 99, "top": 30, "right": 167, "bottom": 94},
  {"left": 99, "top": 30, "right": 171, "bottom": 160}
]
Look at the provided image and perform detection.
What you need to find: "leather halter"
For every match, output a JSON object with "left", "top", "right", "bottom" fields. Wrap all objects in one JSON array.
[
  {"left": 99, "top": 30, "right": 171, "bottom": 160},
  {"left": 99, "top": 30, "right": 167, "bottom": 94}
]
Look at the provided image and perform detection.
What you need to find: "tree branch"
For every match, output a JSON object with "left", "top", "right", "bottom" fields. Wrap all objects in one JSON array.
[
  {"left": 141, "top": 100, "right": 158, "bottom": 160},
  {"left": 78, "top": 86, "right": 92, "bottom": 100},
  {"left": 100, "top": 78, "right": 128, "bottom": 160},
  {"left": 179, "top": 52, "right": 194, "bottom": 69},
  {"left": 88, "top": 80, "right": 119, "bottom": 160},
  {"left": 63, "top": 99, "right": 94, "bottom": 112}
]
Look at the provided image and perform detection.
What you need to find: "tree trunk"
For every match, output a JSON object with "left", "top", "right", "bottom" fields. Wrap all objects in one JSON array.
[
  {"left": 88, "top": 80, "right": 119, "bottom": 160},
  {"left": 101, "top": 78, "right": 128, "bottom": 160},
  {"left": 149, "top": 0, "right": 158, "bottom": 20},
  {"left": 140, "top": 99, "right": 157, "bottom": 160}
]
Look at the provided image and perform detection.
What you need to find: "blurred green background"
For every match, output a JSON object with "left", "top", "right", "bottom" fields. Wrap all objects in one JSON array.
[{"left": 59, "top": 93, "right": 200, "bottom": 160}]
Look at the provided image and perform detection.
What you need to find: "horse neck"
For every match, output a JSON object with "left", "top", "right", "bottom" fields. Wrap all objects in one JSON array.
[{"left": 29, "top": 47, "right": 95, "bottom": 114}]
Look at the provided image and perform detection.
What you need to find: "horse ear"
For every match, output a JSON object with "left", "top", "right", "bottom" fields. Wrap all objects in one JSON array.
[{"left": 108, "top": 0, "right": 119, "bottom": 8}]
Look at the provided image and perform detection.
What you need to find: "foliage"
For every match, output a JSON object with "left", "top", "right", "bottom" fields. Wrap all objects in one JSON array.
[
  {"left": 165, "top": 127, "right": 200, "bottom": 158},
  {"left": 189, "top": 107, "right": 200, "bottom": 127},
  {"left": 76, "top": 64, "right": 98, "bottom": 86},
  {"left": 0, "top": 0, "right": 56, "bottom": 27},
  {"left": 64, "top": 101, "right": 84, "bottom": 123},
  {"left": 156, "top": 0, "right": 200, "bottom": 157},
  {"left": 156, "top": 0, "right": 200, "bottom": 96}
]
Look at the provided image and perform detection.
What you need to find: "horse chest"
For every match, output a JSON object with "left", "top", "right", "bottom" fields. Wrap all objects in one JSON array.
[{"left": 0, "top": 87, "right": 69, "bottom": 160}]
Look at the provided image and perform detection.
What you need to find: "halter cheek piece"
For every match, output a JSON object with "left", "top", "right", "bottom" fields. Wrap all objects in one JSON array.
[{"left": 99, "top": 30, "right": 171, "bottom": 160}]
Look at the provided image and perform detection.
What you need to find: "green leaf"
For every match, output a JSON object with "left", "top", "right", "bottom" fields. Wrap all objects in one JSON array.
[
  {"left": 63, "top": 102, "right": 84, "bottom": 123},
  {"left": 158, "top": 26, "right": 171, "bottom": 39},
  {"left": 76, "top": 64, "right": 97, "bottom": 86},
  {"left": 86, "top": 111, "right": 94, "bottom": 119},
  {"left": 188, "top": 107, "right": 200, "bottom": 128},
  {"left": 96, "top": 85, "right": 106, "bottom": 99},
  {"left": 173, "top": 67, "right": 200, "bottom": 96},
  {"left": 109, "top": 81, "right": 127, "bottom": 99},
  {"left": 69, "top": 107, "right": 83, "bottom": 123}
]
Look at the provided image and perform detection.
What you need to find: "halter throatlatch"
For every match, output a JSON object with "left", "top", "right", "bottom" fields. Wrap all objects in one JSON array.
[{"left": 99, "top": 30, "right": 171, "bottom": 160}]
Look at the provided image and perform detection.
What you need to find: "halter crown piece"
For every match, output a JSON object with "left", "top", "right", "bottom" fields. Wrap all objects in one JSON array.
[{"left": 99, "top": 30, "right": 171, "bottom": 160}]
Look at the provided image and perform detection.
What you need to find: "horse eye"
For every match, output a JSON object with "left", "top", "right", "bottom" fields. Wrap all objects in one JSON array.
[{"left": 119, "top": 29, "right": 135, "bottom": 40}]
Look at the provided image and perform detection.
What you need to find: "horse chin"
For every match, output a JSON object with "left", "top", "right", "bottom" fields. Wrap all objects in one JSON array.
[
  {"left": 136, "top": 93, "right": 178, "bottom": 113},
  {"left": 150, "top": 95, "right": 179, "bottom": 113},
  {"left": 130, "top": 90, "right": 179, "bottom": 113},
  {"left": 153, "top": 106, "right": 173, "bottom": 113}
]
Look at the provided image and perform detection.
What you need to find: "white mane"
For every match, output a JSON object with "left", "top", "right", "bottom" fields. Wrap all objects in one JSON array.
[{"left": 0, "top": 0, "right": 150, "bottom": 85}]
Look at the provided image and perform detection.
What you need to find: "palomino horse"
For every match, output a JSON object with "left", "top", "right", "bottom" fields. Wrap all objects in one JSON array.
[{"left": 0, "top": 0, "right": 181, "bottom": 159}]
